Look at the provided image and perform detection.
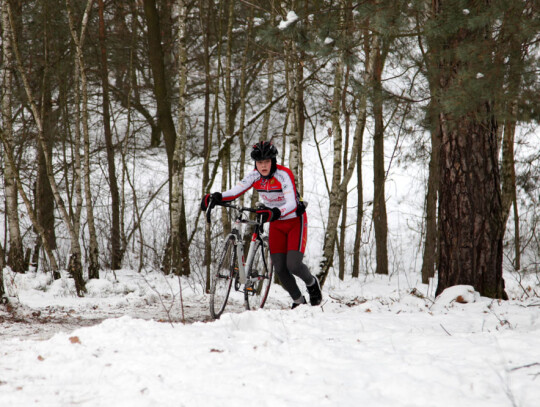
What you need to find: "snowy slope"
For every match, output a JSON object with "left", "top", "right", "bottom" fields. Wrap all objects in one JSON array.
[{"left": 1, "top": 271, "right": 540, "bottom": 407}]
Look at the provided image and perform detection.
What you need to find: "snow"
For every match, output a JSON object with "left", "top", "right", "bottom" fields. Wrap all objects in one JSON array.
[
  {"left": 2, "top": 270, "right": 540, "bottom": 406},
  {"left": 278, "top": 11, "right": 299, "bottom": 30}
]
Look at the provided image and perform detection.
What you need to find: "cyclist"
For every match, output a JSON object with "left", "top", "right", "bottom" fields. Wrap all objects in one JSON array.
[{"left": 201, "top": 141, "right": 322, "bottom": 309}]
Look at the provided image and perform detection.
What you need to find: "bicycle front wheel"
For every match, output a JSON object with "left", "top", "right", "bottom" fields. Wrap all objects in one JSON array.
[
  {"left": 245, "top": 237, "right": 273, "bottom": 311},
  {"left": 209, "top": 236, "right": 236, "bottom": 319}
]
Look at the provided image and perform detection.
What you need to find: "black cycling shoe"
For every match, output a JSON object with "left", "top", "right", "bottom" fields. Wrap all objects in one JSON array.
[
  {"left": 307, "top": 278, "right": 322, "bottom": 306},
  {"left": 291, "top": 296, "right": 307, "bottom": 309}
]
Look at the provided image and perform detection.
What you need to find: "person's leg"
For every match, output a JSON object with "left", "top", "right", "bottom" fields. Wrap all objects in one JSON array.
[
  {"left": 285, "top": 250, "right": 315, "bottom": 286},
  {"left": 270, "top": 252, "right": 303, "bottom": 302},
  {"left": 286, "top": 251, "right": 322, "bottom": 306}
]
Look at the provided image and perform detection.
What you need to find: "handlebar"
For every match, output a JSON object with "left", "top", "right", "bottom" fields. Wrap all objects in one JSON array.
[{"left": 205, "top": 200, "right": 261, "bottom": 224}]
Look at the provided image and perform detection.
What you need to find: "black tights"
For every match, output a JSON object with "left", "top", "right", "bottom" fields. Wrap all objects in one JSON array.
[{"left": 270, "top": 251, "right": 315, "bottom": 301}]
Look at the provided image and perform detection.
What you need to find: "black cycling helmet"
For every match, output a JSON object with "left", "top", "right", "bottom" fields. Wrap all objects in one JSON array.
[{"left": 251, "top": 141, "right": 278, "bottom": 161}]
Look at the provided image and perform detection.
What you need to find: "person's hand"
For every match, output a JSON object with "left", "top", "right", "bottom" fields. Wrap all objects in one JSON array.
[
  {"left": 200, "top": 192, "right": 222, "bottom": 211},
  {"left": 256, "top": 206, "right": 281, "bottom": 223}
]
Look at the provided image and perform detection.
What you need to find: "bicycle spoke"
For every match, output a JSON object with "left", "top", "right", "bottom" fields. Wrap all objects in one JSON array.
[
  {"left": 245, "top": 238, "right": 273, "bottom": 311},
  {"left": 209, "top": 237, "right": 236, "bottom": 319}
]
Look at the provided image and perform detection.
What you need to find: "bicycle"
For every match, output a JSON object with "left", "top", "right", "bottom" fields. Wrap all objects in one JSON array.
[{"left": 206, "top": 200, "right": 274, "bottom": 319}]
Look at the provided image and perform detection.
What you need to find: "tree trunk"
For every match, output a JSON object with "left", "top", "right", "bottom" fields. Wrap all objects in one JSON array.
[
  {"left": 200, "top": 0, "right": 213, "bottom": 291},
  {"left": 34, "top": 59, "right": 57, "bottom": 274},
  {"left": 318, "top": 24, "right": 374, "bottom": 285},
  {"left": 3, "top": 1, "right": 61, "bottom": 278},
  {"left": 420, "top": 101, "right": 440, "bottom": 284},
  {"left": 372, "top": 37, "right": 389, "bottom": 275},
  {"left": 351, "top": 108, "right": 366, "bottom": 278},
  {"left": 501, "top": 104, "right": 520, "bottom": 272},
  {"left": 431, "top": 1, "right": 507, "bottom": 299},
  {"left": 170, "top": 0, "right": 190, "bottom": 276},
  {"left": 0, "top": 241, "right": 5, "bottom": 300},
  {"left": 66, "top": 0, "right": 100, "bottom": 281},
  {"left": 143, "top": 0, "right": 189, "bottom": 274},
  {"left": 1, "top": 1, "right": 25, "bottom": 274},
  {"left": 339, "top": 62, "right": 351, "bottom": 281},
  {"left": 329, "top": 45, "right": 344, "bottom": 280},
  {"left": 143, "top": 0, "right": 177, "bottom": 179},
  {"left": 436, "top": 108, "right": 506, "bottom": 299},
  {"left": 261, "top": 3, "right": 276, "bottom": 141},
  {"left": 98, "top": 0, "right": 121, "bottom": 271}
]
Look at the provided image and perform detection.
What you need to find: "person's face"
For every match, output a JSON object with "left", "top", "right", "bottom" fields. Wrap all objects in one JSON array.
[{"left": 256, "top": 159, "right": 272, "bottom": 177}]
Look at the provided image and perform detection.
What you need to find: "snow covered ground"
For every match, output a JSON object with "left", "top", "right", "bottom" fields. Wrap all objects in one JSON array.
[{"left": 1, "top": 269, "right": 540, "bottom": 406}]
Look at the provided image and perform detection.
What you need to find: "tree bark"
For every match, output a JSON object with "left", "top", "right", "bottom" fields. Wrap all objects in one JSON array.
[
  {"left": 1, "top": 1, "right": 25, "bottom": 274},
  {"left": 143, "top": 0, "right": 190, "bottom": 274},
  {"left": 420, "top": 101, "right": 440, "bottom": 284},
  {"left": 351, "top": 107, "right": 366, "bottom": 279},
  {"left": 170, "top": 0, "right": 190, "bottom": 276},
  {"left": 0, "top": 240, "right": 5, "bottom": 300},
  {"left": 200, "top": 0, "right": 213, "bottom": 292},
  {"left": 98, "top": 0, "right": 122, "bottom": 271},
  {"left": 3, "top": 1, "right": 64, "bottom": 282},
  {"left": 372, "top": 36, "right": 389, "bottom": 275},
  {"left": 66, "top": 0, "right": 99, "bottom": 282},
  {"left": 432, "top": 1, "right": 507, "bottom": 299},
  {"left": 436, "top": 108, "right": 506, "bottom": 299}
]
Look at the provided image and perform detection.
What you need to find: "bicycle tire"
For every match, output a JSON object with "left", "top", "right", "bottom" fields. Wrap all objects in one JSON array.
[
  {"left": 244, "top": 237, "right": 273, "bottom": 311},
  {"left": 209, "top": 236, "right": 236, "bottom": 319}
]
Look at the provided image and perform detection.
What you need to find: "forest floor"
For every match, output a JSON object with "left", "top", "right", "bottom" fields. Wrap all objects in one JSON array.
[{"left": 0, "top": 268, "right": 288, "bottom": 340}]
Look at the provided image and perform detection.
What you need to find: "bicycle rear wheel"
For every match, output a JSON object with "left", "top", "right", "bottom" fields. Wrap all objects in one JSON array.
[
  {"left": 245, "top": 238, "right": 273, "bottom": 311},
  {"left": 209, "top": 236, "right": 236, "bottom": 319}
]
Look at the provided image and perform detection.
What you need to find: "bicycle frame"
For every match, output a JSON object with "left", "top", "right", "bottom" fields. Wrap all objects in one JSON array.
[
  {"left": 208, "top": 202, "right": 266, "bottom": 287},
  {"left": 207, "top": 201, "right": 274, "bottom": 317}
]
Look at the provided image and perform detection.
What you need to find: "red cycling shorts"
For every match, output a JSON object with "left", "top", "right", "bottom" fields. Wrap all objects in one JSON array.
[{"left": 268, "top": 213, "right": 308, "bottom": 254}]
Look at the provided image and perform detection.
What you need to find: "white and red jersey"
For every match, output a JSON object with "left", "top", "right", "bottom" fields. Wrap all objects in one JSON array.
[{"left": 221, "top": 164, "right": 300, "bottom": 220}]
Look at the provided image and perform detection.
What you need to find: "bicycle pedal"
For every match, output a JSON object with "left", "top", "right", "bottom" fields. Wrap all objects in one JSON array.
[{"left": 244, "top": 281, "right": 256, "bottom": 294}]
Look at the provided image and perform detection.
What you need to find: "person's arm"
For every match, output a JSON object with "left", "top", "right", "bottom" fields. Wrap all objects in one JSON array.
[{"left": 221, "top": 170, "right": 259, "bottom": 201}]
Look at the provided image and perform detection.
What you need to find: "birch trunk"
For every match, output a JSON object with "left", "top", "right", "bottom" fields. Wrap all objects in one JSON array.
[
  {"left": 170, "top": 0, "right": 190, "bottom": 275},
  {"left": 2, "top": 2, "right": 61, "bottom": 277},
  {"left": 318, "top": 29, "right": 375, "bottom": 285},
  {"left": 0, "top": 241, "right": 5, "bottom": 299},
  {"left": 339, "top": 64, "right": 351, "bottom": 280},
  {"left": 260, "top": 3, "right": 276, "bottom": 141},
  {"left": 5, "top": 1, "right": 87, "bottom": 293},
  {"left": 288, "top": 41, "right": 303, "bottom": 191},
  {"left": 1, "top": 2, "right": 25, "bottom": 274},
  {"left": 329, "top": 52, "right": 344, "bottom": 279},
  {"left": 66, "top": 0, "right": 99, "bottom": 281},
  {"left": 143, "top": 0, "right": 183, "bottom": 273}
]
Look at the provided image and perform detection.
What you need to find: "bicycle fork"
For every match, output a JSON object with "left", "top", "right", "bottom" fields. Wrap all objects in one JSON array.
[{"left": 235, "top": 233, "right": 260, "bottom": 290}]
